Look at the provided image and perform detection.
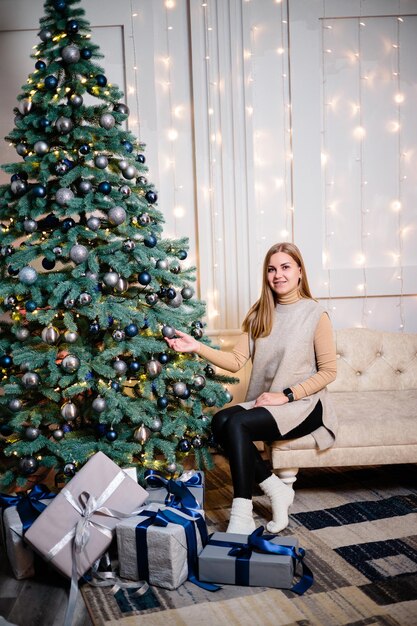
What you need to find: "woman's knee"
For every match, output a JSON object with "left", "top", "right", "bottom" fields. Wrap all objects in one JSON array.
[{"left": 211, "top": 407, "right": 235, "bottom": 440}]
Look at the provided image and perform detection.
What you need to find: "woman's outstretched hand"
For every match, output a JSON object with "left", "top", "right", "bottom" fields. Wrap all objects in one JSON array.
[{"left": 164, "top": 329, "right": 200, "bottom": 353}]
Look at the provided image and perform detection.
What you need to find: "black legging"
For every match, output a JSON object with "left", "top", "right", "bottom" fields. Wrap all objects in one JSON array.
[{"left": 211, "top": 401, "right": 323, "bottom": 499}]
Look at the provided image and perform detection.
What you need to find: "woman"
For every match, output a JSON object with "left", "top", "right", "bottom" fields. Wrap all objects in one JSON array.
[{"left": 165, "top": 242, "right": 337, "bottom": 534}]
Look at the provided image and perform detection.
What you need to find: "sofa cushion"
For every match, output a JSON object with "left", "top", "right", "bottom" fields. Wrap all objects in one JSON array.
[
  {"left": 329, "top": 328, "right": 417, "bottom": 392},
  {"left": 271, "top": 389, "right": 417, "bottom": 451}
]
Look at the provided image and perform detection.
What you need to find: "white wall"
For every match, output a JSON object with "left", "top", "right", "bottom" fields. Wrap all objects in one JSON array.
[{"left": 1, "top": 0, "right": 417, "bottom": 342}]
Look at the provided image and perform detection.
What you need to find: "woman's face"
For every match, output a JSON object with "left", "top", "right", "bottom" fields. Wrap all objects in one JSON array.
[{"left": 266, "top": 251, "right": 301, "bottom": 297}]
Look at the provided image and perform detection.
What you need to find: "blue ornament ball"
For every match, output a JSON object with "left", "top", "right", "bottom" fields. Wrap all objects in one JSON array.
[
  {"left": 166, "top": 288, "right": 176, "bottom": 300},
  {"left": 25, "top": 300, "right": 37, "bottom": 312},
  {"left": 136, "top": 154, "right": 146, "bottom": 164},
  {"left": 144, "top": 234, "right": 157, "bottom": 248},
  {"left": 0, "top": 425, "right": 13, "bottom": 436},
  {"left": 98, "top": 181, "right": 111, "bottom": 195},
  {"left": 122, "top": 140, "right": 133, "bottom": 153},
  {"left": 129, "top": 361, "right": 141, "bottom": 372},
  {"left": 157, "top": 396, "right": 168, "bottom": 409},
  {"left": 66, "top": 19, "right": 79, "bottom": 34},
  {"left": 35, "top": 60, "right": 46, "bottom": 71},
  {"left": 8, "top": 266, "right": 19, "bottom": 276},
  {"left": 81, "top": 48, "right": 92, "bottom": 59},
  {"left": 61, "top": 217, "right": 76, "bottom": 232},
  {"left": 178, "top": 438, "right": 191, "bottom": 453},
  {"left": 44, "top": 75, "right": 58, "bottom": 90},
  {"left": 111, "top": 381, "right": 121, "bottom": 391},
  {"left": 158, "top": 353, "right": 170, "bottom": 364},
  {"left": 32, "top": 184, "right": 46, "bottom": 198},
  {"left": 53, "top": 0, "right": 67, "bottom": 10},
  {"left": 145, "top": 190, "right": 158, "bottom": 204},
  {"left": 89, "top": 321, "right": 100, "bottom": 334},
  {"left": 95, "top": 423, "right": 106, "bottom": 438},
  {"left": 62, "top": 424, "right": 72, "bottom": 433},
  {"left": 125, "top": 324, "right": 139, "bottom": 338},
  {"left": 39, "top": 117, "right": 50, "bottom": 129},
  {"left": 96, "top": 74, "right": 107, "bottom": 86},
  {"left": 177, "top": 250, "right": 187, "bottom": 260},
  {"left": 106, "top": 429, "right": 118, "bottom": 442},
  {"left": 138, "top": 271, "right": 151, "bottom": 285},
  {"left": 0, "top": 355, "right": 13, "bottom": 368},
  {"left": 79, "top": 144, "right": 90, "bottom": 155},
  {"left": 42, "top": 258, "right": 56, "bottom": 270}
]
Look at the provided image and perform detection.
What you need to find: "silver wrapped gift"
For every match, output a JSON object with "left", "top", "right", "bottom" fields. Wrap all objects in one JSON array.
[
  {"left": 117, "top": 502, "right": 207, "bottom": 589},
  {"left": 198, "top": 531, "right": 304, "bottom": 589},
  {"left": 2, "top": 500, "right": 52, "bottom": 580}
]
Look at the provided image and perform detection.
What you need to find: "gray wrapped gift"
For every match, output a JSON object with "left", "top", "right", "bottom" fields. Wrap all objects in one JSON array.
[
  {"left": 198, "top": 531, "right": 302, "bottom": 589},
  {"left": 145, "top": 470, "right": 204, "bottom": 511},
  {"left": 2, "top": 500, "right": 52, "bottom": 580},
  {"left": 117, "top": 502, "right": 207, "bottom": 589}
]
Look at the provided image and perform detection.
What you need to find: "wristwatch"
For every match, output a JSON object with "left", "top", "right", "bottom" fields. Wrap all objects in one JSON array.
[{"left": 283, "top": 388, "right": 294, "bottom": 403}]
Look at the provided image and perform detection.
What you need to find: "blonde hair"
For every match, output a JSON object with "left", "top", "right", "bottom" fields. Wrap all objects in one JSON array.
[{"left": 242, "top": 242, "right": 314, "bottom": 340}]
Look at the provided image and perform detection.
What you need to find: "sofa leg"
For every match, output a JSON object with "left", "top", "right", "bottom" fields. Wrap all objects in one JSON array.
[{"left": 276, "top": 468, "right": 299, "bottom": 487}]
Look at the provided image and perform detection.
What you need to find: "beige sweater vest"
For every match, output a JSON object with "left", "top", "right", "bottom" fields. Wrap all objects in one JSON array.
[{"left": 238, "top": 298, "right": 337, "bottom": 450}]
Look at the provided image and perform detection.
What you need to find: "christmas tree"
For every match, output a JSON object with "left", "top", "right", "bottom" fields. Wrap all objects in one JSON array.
[{"left": 0, "top": 0, "right": 236, "bottom": 490}]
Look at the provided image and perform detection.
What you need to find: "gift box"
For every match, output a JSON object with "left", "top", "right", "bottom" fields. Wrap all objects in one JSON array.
[
  {"left": 145, "top": 470, "right": 204, "bottom": 511},
  {"left": 24, "top": 452, "right": 149, "bottom": 580},
  {"left": 198, "top": 527, "right": 313, "bottom": 593},
  {"left": 2, "top": 498, "right": 52, "bottom": 580},
  {"left": 117, "top": 502, "right": 208, "bottom": 589}
]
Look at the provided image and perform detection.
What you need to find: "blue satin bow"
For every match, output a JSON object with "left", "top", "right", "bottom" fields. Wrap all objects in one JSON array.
[
  {"left": 135, "top": 507, "right": 219, "bottom": 592},
  {"left": 144, "top": 470, "right": 202, "bottom": 510},
  {"left": 0, "top": 484, "right": 56, "bottom": 533},
  {"left": 208, "top": 526, "right": 313, "bottom": 594}
]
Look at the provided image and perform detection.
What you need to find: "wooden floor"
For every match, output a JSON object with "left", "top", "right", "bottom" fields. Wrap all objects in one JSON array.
[{"left": 0, "top": 543, "right": 92, "bottom": 626}]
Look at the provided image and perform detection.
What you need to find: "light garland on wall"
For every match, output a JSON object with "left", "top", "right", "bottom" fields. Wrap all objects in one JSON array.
[
  {"left": 128, "top": 0, "right": 141, "bottom": 139},
  {"left": 201, "top": 0, "right": 221, "bottom": 322},
  {"left": 321, "top": 9, "right": 409, "bottom": 330}
]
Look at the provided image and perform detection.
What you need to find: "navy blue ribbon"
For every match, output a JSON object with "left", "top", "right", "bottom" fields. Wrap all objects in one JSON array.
[
  {"left": 207, "top": 526, "right": 313, "bottom": 594},
  {"left": 135, "top": 508, "right": 218, "bottom": 591},
  {"left": 144, "top": 470, "right": 203, "bottom": 510},
  {"left": 0, "top": 484, "right": 55, "bottom": 533}
]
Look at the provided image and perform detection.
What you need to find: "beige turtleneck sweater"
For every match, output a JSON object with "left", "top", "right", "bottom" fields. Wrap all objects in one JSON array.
[{"left": 195, "top": 290, "right": 337, "bottom": 401}]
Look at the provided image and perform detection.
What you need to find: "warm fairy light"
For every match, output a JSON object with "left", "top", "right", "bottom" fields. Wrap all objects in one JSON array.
[
  {"left": 394, "top": 93, "right": 404, "bottom": 104},
  {"left": 391, "top": 200, "right": 402, "bottom": 211},
  {"left": 173, "top": 206, "right": 185, "bottom": 218},
  {"left": 277, "top": 47, "right": 284, "bottom": 55},
  {"left": 388, "top": 121, "right": 400, "bottom": 132},
  {"left": 356, "top": 254, "right": 366, "bottom": 265},
  {"left": 165, "top": 0, "right": 175, "bottom": 7},
  {"left": 354, "top": 126, "right": 366, "bottom": 139},
  {"left": 168, "top": 128, "right": 178, "bottom": 141}
]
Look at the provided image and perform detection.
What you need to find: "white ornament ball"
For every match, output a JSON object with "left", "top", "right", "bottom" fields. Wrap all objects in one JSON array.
[{"left": 19, "top": 266, "right": 38, "bottom": 285}]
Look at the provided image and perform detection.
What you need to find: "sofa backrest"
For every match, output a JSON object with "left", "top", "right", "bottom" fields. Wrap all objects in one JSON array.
[{"left": 328, "top": 328, "right": 417, "bottom": 392}]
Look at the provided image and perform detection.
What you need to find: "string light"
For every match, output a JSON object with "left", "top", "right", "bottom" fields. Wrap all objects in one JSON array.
[{"left": 394, "top": 16, "right": 405, "bottom": 330}]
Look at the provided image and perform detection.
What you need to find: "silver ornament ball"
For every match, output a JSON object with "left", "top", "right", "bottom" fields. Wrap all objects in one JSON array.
[
  {"left": 120, "top": 185, "right": 131, "bottom": 197},
  {"left": 61, "top": 44, "right": 80, "bottom": 64},
  {"left": 19, "top": 266, "right": 38, "bottom": 285},
  {"left": 114, "top": 102, "right": 130, "bottom": 115},
  {"left": 118, "top": 159, "right": 129, "bottom": 171},
  {"left": 123, "top": 165, "right": 137, "bottom": 180},
  {"left": 25, "top": 426, "right": 40, "bottom": 441},
  {"left": 134, "top": 425, "right": 151, "bottom": 444},
  {"left": 78, "top": 180, "right": 93, "bottom": 194},
  {"left": 100, "top": 113, "right": 115, "bottom": 130},
  {"left": 87, "top": 216, "right": 101, "bottom": 231},
  {"left": 112, "top": 329, "right": 126, "bottom": 342},
  {"left": 64, "top": 296, "right": 75, "bottom": 308},
  {"left": 145, "top": 359, "right": 162, "bottom": 379},
  {"left": 95, "top": 155, "right": 108, "bottom": 169},
  {"left": 92, "top": 396, "right": 107, "bottom": 413},
  {"left": 18, "top": 98, "right": 32, "bottom": 115},
  {"left": 162, "top": 325, "right": 176, "bottom": 339},
  {"left": 8, "top": 398, "right": 22, "bottom": 412},
  {"left": 193, "top": 375, "right": 206, "bottom": 390},
  {"left": 70, "top": 244, "right": 89, "bottom": 264},
  {"left": 173, "top": 382, "right": 187, "bottom": 397},
  {"left": 41, "top": 326, "right": 60, "bottom": 344},
  {"left": 167, "top": 293, "right": 183, "bottom": 308},
  {"left": 145, "top": 293, "right": 158, "bottom": 305},
  {"left": 34, "top": 140, "right": 49, "bottom": 155},
  {"left": 123, "top": 239, "right": 135, "bottom": 251},
  {"left": 114, "top": 278, "right": 129, "bottom": 293},
  {"left": 11, "top": 180, "right": 27, "bottom": 195},
  {"left": 60, "top": 402, "right": 79, "bottom": 420},
  {"left": 108, "top": 206, "right": 126, "bottom": 225},
  {"left": 61, "top": 355, "right": 80, "bottom": 373},
  {"left": 16, "top": 143, "right": 28, "bottom": 157},
  {"left": 113, "top": 359, "right": 127, "bottom": 374},
  {"left": 22, "top": 372, "right": 40, "bottom": 389},
  {"left": 52, "top": 429, "right": 64, "bottom": 440},
  {"left": 138, "top": 212, "right": 151, "bottom": 225},
  {"left": 56, "top": 116, "right": 73, "bottom": 134},
  {"left": 15, "top": 327, "right": 30, "bottom": 341},
  {"left": 55, "top": 187, "right": 74, "bottom": 206},
  {"left": 23, "top": 219, "right": 37, "bottom": 233},
  {"left": 69, "top": 93, "right": 83, "bottom": 107},
  {"left": 166, "top": 462, "right": 177, "bottom": 474},
  {"left": 64, "top": 330, "right": 79, "bottom": 343},
  {"left": 103, "top": 271, "right": 119, "bottom": 287},
  {"left": 78, "top": 292, "right": 92, "bottom": 306},
  {"left": 39, "top": 28, "right": 52, "bottom": 42},
  {"left": 150, "top": 417, "right": 162, "bottom": 432},
  {"left": 156, "top": 259, "right": 169, "bottom": 270},
  {"left": 181, "top": 286, "right": 194, "bottom": 300}
]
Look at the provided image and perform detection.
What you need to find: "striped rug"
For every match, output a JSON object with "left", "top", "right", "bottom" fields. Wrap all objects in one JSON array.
[{"left": 81, "top": 457, "right": 417, "bottom": 626}]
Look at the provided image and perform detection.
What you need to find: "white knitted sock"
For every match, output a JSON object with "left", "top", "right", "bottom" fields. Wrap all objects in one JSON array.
[
  {"left": 226, "top": 498, "right": 256, "bottom": 534},
  {"left": 259, "top": 474, "right": 294, "bottom": 533}
]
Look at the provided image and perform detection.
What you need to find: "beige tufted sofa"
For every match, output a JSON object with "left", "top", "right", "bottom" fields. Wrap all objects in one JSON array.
[{"left": 266, "top": 328, "right": 417, "bottom": 485}]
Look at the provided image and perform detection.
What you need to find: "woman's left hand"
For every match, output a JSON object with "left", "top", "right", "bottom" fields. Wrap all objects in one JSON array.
[{"left": 254, "top": 392, "right": 289, "bottom": 407}]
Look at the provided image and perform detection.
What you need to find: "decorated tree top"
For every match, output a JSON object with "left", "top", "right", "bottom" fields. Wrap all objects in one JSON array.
[{"left": 0, "top": 0, "right": 235, "bottom": 491}]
